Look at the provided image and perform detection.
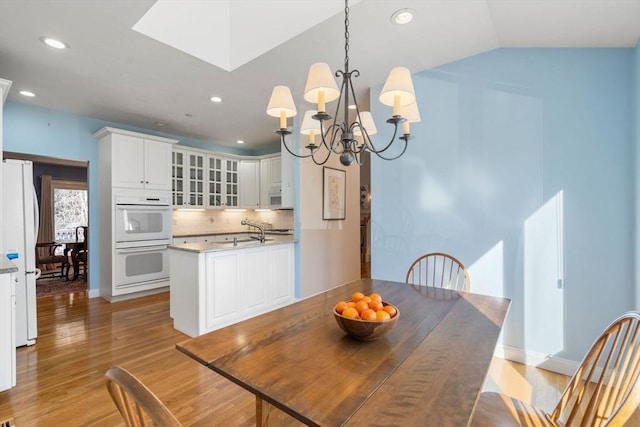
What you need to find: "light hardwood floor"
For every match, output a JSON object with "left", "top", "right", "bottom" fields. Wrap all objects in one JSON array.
[{"left": 0, "top": 289, "right": 624, "bottom": 426}]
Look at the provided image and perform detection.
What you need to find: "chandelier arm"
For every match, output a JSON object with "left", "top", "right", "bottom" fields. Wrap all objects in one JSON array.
[
  {"left": 319, "top": 120, "right": 343, "bottom": 154},
  {"left": 280, "top": 135, "right": 314, "bottom": 159},
  {"left": 372, "top": 136, "right": 409, "bottom": 161}
]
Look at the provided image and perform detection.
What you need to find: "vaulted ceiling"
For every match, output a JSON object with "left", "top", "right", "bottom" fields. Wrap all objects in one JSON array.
[{"left": 0, "top": 0, "right": 638, "bottom": 152}]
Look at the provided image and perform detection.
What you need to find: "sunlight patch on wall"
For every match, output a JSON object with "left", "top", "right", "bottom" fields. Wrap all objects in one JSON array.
[
  {"left": 467, "top": 240, "right": 504, "bottom": 298},
  {"left": 524, "top": 190, "right": 564, "bottom": 357}
]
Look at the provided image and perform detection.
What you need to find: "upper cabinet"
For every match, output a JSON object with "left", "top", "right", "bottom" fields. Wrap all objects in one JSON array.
[
  {"left": 172, "top": 150, "right": 205, "bottom": 208},
  {"left": 170, "top": 145, "right": 291, "bottom": 211},
  {"left": 239, "top": 159, "right": 260, "bottom": 209},
  {"left": 260, "top": 155, "right": 283, "bottom": 208},
  {"left": 206, "top": 155, "right": 239, "bottom": 209},
  {"left": 95, "top": 127, "right": 177, "bottom": 191}
]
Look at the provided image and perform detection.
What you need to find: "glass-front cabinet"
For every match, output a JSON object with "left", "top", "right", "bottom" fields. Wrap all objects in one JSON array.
[
  {"left": 172, "top": 149, "right": 205, "bottom": 208},
  {"left": 207, "top": 155, "right": 238, "bottom": 208},
  {"left": 171, "top": 150, "right": 185, "bottom": 206}
]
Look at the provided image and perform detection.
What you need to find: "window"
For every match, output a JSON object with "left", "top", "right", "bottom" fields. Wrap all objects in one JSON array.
[{"left": 52, "top": 179, "right": 88, "bottom": 242}]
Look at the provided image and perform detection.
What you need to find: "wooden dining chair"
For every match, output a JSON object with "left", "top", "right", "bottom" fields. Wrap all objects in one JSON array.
[
  {"left": 105, "top": 366, "right": 182, "bottom": 427},
  {"left": 405, "top": 252, "right": 470, "bottom": 292},
  {"left": 469, "top": 311, "right": 640, "bottom": 427},
  {"left": 35, "top": 242, "right": 69, "bottom": 279},
  {"left": 74, "top": 226, "right": 88, "bottom": 279}
]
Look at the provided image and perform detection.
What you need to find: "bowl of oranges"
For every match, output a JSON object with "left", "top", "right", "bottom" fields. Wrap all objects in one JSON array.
[{"left": 333, "top": 291, "right": 399, "bottom": 341}]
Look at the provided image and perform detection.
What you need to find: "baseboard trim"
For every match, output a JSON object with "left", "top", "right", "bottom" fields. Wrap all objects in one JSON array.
[
  {"left": 495, "top": 345, "right": 580, "bottom": 377},
  {"left": 88, "top": 288, "right": 100, "bottom": 299}
]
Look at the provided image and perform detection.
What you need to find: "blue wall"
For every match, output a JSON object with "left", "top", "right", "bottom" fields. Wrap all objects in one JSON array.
[
  {"left": 371, "top": 48, "right": 635, "bottom": 364},
  {"left": 2, "top": 101, "right": 266, "bottom": 293}
]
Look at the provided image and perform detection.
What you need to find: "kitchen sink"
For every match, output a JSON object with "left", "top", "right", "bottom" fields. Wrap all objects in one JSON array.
[{"left": 218, "top": 238, "right": 274, "bottom": 245}]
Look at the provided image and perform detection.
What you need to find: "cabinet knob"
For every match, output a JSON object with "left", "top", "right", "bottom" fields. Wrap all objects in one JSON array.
[
  {"left": 146, "top": 181, "right": 149, "bottom": 184},
  {"left": 140, "top": 181, "right": 144, "bottom": 184}
]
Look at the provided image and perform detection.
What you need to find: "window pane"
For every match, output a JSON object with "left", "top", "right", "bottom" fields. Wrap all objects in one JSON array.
[{"left": 54, "top": 189, "right": 88, "bottom": 241}]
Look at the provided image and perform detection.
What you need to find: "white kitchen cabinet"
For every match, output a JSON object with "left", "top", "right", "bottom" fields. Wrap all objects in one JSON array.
[
  {"left": 239, "top": 159, "right": 260, "bottom": 209},
  {"left": 260, "top": 155, "right": 282, "bottom": 208},
  {"left": 172, "top": 149, "right": 205, "bottom": 208},
  {"left": 0, "top": 270, "right": 16, "bottom": 391},
  {"left": 97, "top": 129, "right": 176, "bottom": 191},
  {"left": 170, "top": 243, "right": 294, "bottom": 337},
  {"left": 207, "top": 155, "right": 239, "bottom": 208}
]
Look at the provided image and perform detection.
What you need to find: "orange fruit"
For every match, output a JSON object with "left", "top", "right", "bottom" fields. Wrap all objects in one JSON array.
[
  {"left": 361, "top": 296, "right": 372, "bottom": 304},
  {"left": 368, "top": 300, "right": 383, "bottom": 312},
  {"left": 342, "top": 307, "right": 360, "bottom": 319},
  {"left": 383, "top": 305, "right": 397, "bottom": 318},
  {"left": 346, "top": 301, "right": 357, "bottom": 308},
  {"left": 369, "top": 293, "right": 382, "bottom": 302},
  {"left": 355, "top": 300, "right": 369, "bottom": 314},
  {"left": 351, "top": 292, "right": 365, "bottom": 302},
  {"left": 376, "top": 310, "right": 391, "bottom": 321},
  {"left": 360, "top": 309, "right": 377, "bottom": 321},
  {"left": 334, "top": 301, "right": 348, "bottom": 314}
]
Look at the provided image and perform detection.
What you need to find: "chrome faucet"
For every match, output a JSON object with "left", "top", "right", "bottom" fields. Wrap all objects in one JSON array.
[{"left": 241, "top": 219, "right": 265, "bottom": 243}]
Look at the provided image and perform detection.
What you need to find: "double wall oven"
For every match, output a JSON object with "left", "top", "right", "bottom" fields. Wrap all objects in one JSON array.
[{"left": 114, "top": 195, "right": 171, "bottom": 290}]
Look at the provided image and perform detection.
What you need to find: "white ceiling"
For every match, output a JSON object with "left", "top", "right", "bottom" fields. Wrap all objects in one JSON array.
[{"left": 0, "top": 0, "right": 638, "bottom": 153}]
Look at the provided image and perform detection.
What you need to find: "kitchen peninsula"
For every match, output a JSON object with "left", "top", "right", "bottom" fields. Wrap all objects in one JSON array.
[{"left": 169, "top": 233, "right": 295, "bottom": 337}]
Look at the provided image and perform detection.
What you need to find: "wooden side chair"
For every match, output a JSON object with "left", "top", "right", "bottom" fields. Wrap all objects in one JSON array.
[
  {"left": 105, "top": 366, "right": 182, "bottom": 427},
  {"left": 35, "top": 242, "right": 69, "bottom": 279},
  {"left": 73, "top": 225, "right": 88, "bottom": 280},
  {"left": 469, "top": 311, "right": 640, "bottom": 427},
  {"left": 405, "top": 252, "right": 470, "bottom": 292}
]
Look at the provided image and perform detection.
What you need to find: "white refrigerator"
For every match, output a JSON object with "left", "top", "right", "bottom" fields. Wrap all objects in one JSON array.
[{"left": 2, "top": 159, "right": 38, "bottom": 347}]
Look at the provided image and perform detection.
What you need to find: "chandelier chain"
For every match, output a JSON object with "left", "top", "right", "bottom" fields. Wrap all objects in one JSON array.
[{"left": 344, "top": 0, "right": 349, "bottom": 72}]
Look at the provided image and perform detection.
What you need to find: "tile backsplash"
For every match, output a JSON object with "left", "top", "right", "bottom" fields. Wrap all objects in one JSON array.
[{"left": 172, "top": 209, "right": 293, "bottom": 236}]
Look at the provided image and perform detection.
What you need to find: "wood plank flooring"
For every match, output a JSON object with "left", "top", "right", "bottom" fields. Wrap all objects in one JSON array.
[{"left": 0, "top": 289, "right": 624, "bottom": 426}]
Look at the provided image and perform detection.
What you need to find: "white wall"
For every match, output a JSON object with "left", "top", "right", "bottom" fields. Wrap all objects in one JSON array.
[
  {"left": 298, "top": 153, "right": 360, "bottom": 298},
  {"left": 370, "top": 48, "right": 635, "bottom": 371}
]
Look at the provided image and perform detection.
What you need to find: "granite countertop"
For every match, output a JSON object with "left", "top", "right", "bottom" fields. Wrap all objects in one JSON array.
[
  {"left": 0, "top": 258, "right": 18, "bottom": 274},
  {"left": 169, "top": 235, "right": 295, "bottom": 254},
  {"left": 173, "top": 229, "right": 293, "bottom": 238}
]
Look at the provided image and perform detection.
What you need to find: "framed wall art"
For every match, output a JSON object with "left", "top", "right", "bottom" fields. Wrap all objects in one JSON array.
[{"left": 323, "top": 167, "right": 346, "bottom": 220}]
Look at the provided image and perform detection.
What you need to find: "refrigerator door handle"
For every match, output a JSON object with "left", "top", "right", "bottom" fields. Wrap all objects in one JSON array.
[
  {"left": 34, "top": 268, "right": 41, "bottom": 280},
  {"left": 32, "top": 187, "right": 39, "bottom": 240}
]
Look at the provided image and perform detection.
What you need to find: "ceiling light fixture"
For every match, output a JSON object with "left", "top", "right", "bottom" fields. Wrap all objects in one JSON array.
[
  {"left": 391, "top": 8, "right": 415, "bottom": 25},
  {"left": 18, "top": 90, "right": 36, "bottom": 97},
  {"left": 155, "top": 121, "right": 167, "bottom": 127},
  {"left": 236, "top": 140, "right": 245, "bottom": 144},
  {"left": 266, "top": 0, "right": 419, "bottom": 166},
  {"left": 210, "top": 96, "right": 222, "bottom": 103},
  {"left": 39, "top": 36, "right": 70, "bottom": 50}
]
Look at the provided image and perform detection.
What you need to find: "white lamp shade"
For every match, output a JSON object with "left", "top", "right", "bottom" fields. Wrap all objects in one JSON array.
[
  {"left": 378, "top": 67, "right": 416, "bottom": 107},
  {"left": 300, "top": 110, "right": 321, "bottom": 135},
  {"left": 397, "top": 101, "right": 421, "bottom": 123},
  {"left": 303, "top": 63, "right": 340, "bottom": 104},
  {"left": 266, "top": 85, "right": 297, "bottom": 118},
  {"left": 353, "top": 111, "right": 377, "bottom": 136}
]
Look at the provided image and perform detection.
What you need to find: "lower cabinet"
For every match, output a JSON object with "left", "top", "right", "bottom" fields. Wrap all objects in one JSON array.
[{"left": 170, "top": 243, "right": 294, "bottom": 337}]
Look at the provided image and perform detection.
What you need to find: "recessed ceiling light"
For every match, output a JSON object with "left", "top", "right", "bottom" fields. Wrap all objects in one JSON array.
[
  {"left": 39, "top": 36, "right": 70, "bottom": 50},
  {"left": 210, "top": 96, "right": 222, "bottom": 103},
  {"left": 236, "top": 140, "right": 245, "bottom": 144},
  {"left": 155, "top": 121, "right": 167, "bottom": 127},
  {"left": 391, "top": 8, "right": 415, "bottom": 25},
  {"left": 18, "top": 90, "right": 36, "bottom": 97}
]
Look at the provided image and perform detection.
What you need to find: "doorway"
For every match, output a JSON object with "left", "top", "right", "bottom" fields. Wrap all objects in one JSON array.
[{"left": 4, "top": 152, "right": 89, "bottom": 297}]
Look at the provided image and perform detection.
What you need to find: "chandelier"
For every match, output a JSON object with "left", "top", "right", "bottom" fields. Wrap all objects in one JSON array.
[{"left": 266, "top": 0, "right": 420, "bottom": 167}]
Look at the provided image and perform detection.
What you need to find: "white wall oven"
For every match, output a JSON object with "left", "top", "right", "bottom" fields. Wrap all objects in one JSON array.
[{"left": 114, "top": 196, "right": 171, "bottom": 290}]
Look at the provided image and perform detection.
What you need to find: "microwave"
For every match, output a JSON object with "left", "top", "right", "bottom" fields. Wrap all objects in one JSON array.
[{"left": 268, "top": 187, "right": 282, "bottom": 208}]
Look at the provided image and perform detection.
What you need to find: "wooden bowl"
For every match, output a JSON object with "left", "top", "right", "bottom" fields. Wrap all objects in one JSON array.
[{"left": 333, "top": 303, "right": 399, "bottom": 341}]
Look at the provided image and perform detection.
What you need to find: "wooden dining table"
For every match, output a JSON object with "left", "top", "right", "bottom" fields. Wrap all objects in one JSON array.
[{"left": 176, "top": 278, "right": 510, "bottom": 426}]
